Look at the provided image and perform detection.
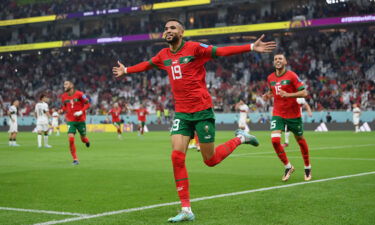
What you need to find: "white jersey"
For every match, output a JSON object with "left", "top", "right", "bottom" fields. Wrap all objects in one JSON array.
[
  {"left": 296, "top": 98, "right": 306, "bottom": 113},
  {"left": 35, "top": 102, "right": 49, "bottom": 124},
  {"left": 353, "top": 107, "right": 361, "bottom": 119},
  {"left": 51, "top": 111, "right": 59, "bottom": 126},
  {"left": 238, "top": 104, "right": 249, "bottom": 122},
  {"left": 8, "top": 105, "right": 17, "bottom": 124}
]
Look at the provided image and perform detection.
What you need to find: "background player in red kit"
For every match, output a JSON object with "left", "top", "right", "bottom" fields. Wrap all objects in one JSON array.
[
  {"left": 60, "top": 80, "right": 91, "bottom": 165},
  {"left": 134, "top": 104, "right": 148, "bottom": 136},
  {"left": 263, "top": 53, "right": 312, "bottom": 182},
  {"left": 113, "top": 19, "right": 276, "bottom": 222},
  {"left": 108, "top": 102, "right": 123, "bottom": 139}
]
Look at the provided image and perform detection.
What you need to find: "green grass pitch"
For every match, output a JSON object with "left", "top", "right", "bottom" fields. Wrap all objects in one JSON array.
[{"left": 0, "top": 130, "right": 374, "bottom": 225}]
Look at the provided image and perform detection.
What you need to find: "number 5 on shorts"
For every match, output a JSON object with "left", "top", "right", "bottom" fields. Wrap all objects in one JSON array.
[
  {"left": 271, "top": 120, "right": 276, "bottom": 129},
  {"left": 171, "top": 119, "right": 180, "bottom": 131}
]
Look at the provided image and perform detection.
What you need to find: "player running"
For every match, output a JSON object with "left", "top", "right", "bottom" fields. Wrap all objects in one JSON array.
[
  {"left": 8, "top": 100, "right": 20, "bottom": 147},
  {"left": 263, "top": 53, "right": 312, "bottom": 182},
  {"left": 108, "top": 103, "right": 123, "bottom": 139},
  {"left": 282, "top": 97, "right": 312, "bottom": 147},
  {"left": 134, "top": 104, "right": 148, "bottom": 136},
  {"left": 113, "top": 19, "right": 275, "bottom": 222},
  {"left": 60, "top": 81, "right": 91, "bottom": 165},
  {"left": 35, "top": 94, "right": 52, "bottom": 148},
  {"left": 235, "top": 100, "right": 250, "bottom": 132},
  {"left": 51, "top": 108, "right": 60, "bottom": 136}
]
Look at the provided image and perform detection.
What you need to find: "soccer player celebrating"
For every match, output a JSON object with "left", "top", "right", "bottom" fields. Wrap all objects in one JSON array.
[
  {"left": 8, "top": 100, "right": 20, "bottom": 147},
  {"left": 134, "top": 104, "right": 148, "bottom": 136},
  {"left": 235, "top": 100, "right": 250, "bottom": 132},
  {"left": 113, "top": 19, "right": 275, "bottom": 222},
  {"left": 108, "top": 103, "right": 123, "bottom": 139},
  {"left": 60, "top": 81, "right": 91, "bottom": 165},
  {"left": 282, "top": 97, "right": 312, "bottom": 147},
  {"left": 263, "top": 53, "right": 311, "bottom": 182},
  {"left": 51, "top": 108, "right": 60, "bottom": 136},
  {"left": 35, "top": 94, "right": 52, "bottom": 148}
]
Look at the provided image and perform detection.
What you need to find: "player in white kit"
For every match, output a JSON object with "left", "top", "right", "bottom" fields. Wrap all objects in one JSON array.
[
  {"left": 35, "top": 94, "right": 52, "bottom": 148},
  {"left": 8, "top": 100, "right": 21, "bottom": 147},
  {"left": 352, "top": 103, "right": 361, "bottom": 133},
  {"left": 51, "top": 108, "right": 60, "bottom": 136},
  {"left": 235, "top": 100, "right": 250, "bottom": 132},
  {"left": 282, "top": 97, "right": 312, "bottom": 147}
]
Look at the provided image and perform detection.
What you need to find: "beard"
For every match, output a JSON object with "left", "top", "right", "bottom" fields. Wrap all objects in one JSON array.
[
  {"left": 64, "top": 87, "right": 71, "bottom": 92},
  {"left": 165, "top": 35, "right": 179, "bottom": 44}
]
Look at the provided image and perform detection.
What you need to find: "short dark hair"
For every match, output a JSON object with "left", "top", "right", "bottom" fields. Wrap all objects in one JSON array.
[
  {"left": 64, "top": 80, "right": 74, "bottom": 85},
  {"left": 165, "top": 18, "right": 185, "bottom": 29},
  {"left": 40, "top": 94, "right": 47, "bottom": 100}
]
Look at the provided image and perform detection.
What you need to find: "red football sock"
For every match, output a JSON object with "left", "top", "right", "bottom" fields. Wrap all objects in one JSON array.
[
  {"left": 271, "top": 136, "right": 289, "bottom": 165},
  {"left": 68, "top": 137, "right": 78, "bottom": 160},
  {"left": 297, "top": 138, "right": 310, "bottom": 167},
  {"left": 171, "top": 150, "right": 190, "bottom": 207},
  {"left": 81, "top": 136, "right": 89, "bottom": 144},
  {"left": 204, "top": 137, "right": 242, "bottom": 167}
]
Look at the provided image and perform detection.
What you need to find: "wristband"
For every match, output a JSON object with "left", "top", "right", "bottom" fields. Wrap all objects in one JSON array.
[
  {"left": 124, "top": 67, "right": 128, "bottom": 74},
  {"left": 250, "top": 43, "right": 254, "bottom": 51}
]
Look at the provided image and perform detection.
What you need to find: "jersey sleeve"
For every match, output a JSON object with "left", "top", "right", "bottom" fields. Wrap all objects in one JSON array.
[
  {"left": 194, "top": 42, "right": 217, "bottom": 60},
  {"left": 291, "top": 73, "right": 305, "bottom": 91},
  {"left": 148, "top": 51, "right": 164, "bottom": 69},
  {"left": 44, "top": 103, "right": 49, "bottom": 112}
]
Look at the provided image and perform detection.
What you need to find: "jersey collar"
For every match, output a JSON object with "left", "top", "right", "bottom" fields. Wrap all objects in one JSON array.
[
  {"left": 68, "top": 90, "right": 76, "bottom": 96},
  {"left": 170, "top": 40, "right": 185, "bottom": 54},
  {"left": 275, "top": 69, "right": 287, "bottom": 77}
]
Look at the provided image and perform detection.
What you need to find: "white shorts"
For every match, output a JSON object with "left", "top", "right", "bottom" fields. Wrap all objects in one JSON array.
[
  {"left": 51, "top": 121, "right": 59, "bottom": 127},
  {"left": 36, "top": 123, "right": 49, "bottom": 132},
  {"left": 8, "top": 122, "right": 18, "bottom": 133},
  {"left": 353, "top": 118, "right": 360, "bottom": 125}
]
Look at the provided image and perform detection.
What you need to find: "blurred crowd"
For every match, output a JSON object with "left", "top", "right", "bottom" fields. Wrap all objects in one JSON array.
[
  {"left": 1, "top": 0, "right": 374, "bottom": 46},
  {"left": 1, "top": 26, "right": 374, "bottom": 119}
]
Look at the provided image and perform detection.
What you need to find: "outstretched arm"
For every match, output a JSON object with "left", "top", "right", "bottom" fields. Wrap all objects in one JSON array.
[
  {"left": 216, "top": 34, "right": 276, "bottom": 57},
  {"left": 113, "top": 61, "right": 153, "bottom": 78}
]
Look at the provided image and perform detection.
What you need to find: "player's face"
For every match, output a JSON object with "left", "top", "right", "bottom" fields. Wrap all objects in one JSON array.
[
  {"left": 13, "top": 100, "right": 19, "bottom": 107},
  {"left": 273, "top": 54, "right": 287, "bottom": 69},
  {"left": 163, "top": 21, "right": 183, "bottom": 44},
  {"left": 43, "top": 97, "right": 49, "bottom": 103},
  {"left": 64, "top": 81, "right": 73, "bottom": 92}
]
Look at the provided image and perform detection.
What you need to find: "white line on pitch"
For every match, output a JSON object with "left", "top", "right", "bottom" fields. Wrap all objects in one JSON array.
[
  {"left": 231, "top": 144, "right": 375, "bottom": 157},
  {"left": 33, "top": 171, "right": 375, "bottom": 225},
  {"left": 0, "top": 207, "right": 89, "bottom": 217}
]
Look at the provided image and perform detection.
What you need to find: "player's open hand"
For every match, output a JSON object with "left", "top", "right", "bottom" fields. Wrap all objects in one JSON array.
[
  {"left": 113, "top": 61, "right": 126, "bottom": 78},
  {"left": 253, "top": 34, "right": 276, "bottom": 53}
]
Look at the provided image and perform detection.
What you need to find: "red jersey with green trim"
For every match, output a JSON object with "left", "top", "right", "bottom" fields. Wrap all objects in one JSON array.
[
  {"left": 61, "top": 90, "right": 89, "bottom": 122},
  {"left": 267, "top": 70, "right": 305, "bottom": 118},
  {"left": 109, "top": 107, "right": 121, "bottom": 123},
  {"left": 135, "top": 108, "right": 148, "bottom": 122},
  {"left": 149, "top": 41, "right": 217, "bottom": 113}
]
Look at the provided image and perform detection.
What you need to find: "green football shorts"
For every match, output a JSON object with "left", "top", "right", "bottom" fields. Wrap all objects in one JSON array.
[
  {"left": 170, "top": 108, "right": 216, "bottom": 143},
  {"left": 270, "top": 116, "right": 304, "bottom": 136},
  {"left": 67, "top": 121, "right": 87, "bottom": 136}
]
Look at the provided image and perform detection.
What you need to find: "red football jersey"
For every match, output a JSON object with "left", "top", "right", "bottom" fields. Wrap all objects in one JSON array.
[
  {"left": 267, "top": 70, "right": 305, "bottom": 118},
  {"left": 149, "top": 41, "right": 216, "bottom": 113},
  {"left": 135, "top": 108, "right": 148, "bottom": 122},
  {"left": 109, "top": 107, "right": 121, "bottom": 123},
  {"left": 61, "top": 90, "right": 90, "bottom": 122}
]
